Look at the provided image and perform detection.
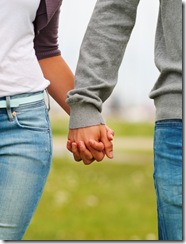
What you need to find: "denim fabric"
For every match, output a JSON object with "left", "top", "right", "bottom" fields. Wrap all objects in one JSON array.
[
  {"left": 153, "top": 119, "right": 182, "bottom": 240},
  {"left": 0, "top": 94, "right": 52, "bottom": 240}
]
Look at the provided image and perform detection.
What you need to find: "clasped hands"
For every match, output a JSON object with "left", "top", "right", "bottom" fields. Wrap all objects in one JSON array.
[{"left": 67, "top": 124, "right": 114, "bottom": 165}]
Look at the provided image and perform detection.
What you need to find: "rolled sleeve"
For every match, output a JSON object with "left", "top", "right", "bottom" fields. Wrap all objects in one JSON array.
[
  {"left": 34, "top": 8, "right": 61, "bottom": 60},
  {"left": 69, "top": 102, "right": 105, "bottom": 129}
]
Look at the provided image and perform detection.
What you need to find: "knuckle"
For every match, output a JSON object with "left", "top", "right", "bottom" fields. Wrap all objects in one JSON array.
[{"left": 79, "top": 147, "right": 86, "bottom": 153}]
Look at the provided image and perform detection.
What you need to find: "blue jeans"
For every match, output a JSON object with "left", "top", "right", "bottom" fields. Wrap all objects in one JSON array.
[
  {"left": 0, "top": 92, "right": 52, "bottom": 240},
  {"left": 153, "top": 119, "right": 182, "bottom": 240}
]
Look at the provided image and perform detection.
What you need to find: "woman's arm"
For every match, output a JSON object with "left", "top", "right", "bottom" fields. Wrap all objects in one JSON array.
[
  {"left": 39, "top": 55, "right": 74, "bottom": 115},
  {"left": 39, "top": 55, "right": 114, "bottom": 164}
]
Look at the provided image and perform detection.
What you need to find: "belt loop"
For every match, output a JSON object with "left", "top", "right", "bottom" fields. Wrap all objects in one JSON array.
[
  {"left": 45, "top": 89, "right": 50, "bottom": 111},
  {"left": 6, "top": 96, "right": 14, "bottom": 121}
]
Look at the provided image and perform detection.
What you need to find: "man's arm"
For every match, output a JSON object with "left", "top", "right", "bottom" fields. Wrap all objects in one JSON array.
[
  {"left": 67, "top": 0, "right": 140, "bottom": 129},
  {"left": 66, "top": 0, "right": 140, "bottom": 162}
]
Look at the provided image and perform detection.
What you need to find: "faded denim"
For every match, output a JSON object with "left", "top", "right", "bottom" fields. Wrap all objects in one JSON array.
[
  {"left": 0, "top": 93, "right": 52, "bottom": 240},
  {"left": 153, "top": 119, "right": 182, "bottom": 240}
]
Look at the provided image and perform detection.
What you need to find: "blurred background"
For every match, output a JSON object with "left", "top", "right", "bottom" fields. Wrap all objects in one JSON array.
[{"left": 24, "top": 0, "right": 160, "bottom": 240}]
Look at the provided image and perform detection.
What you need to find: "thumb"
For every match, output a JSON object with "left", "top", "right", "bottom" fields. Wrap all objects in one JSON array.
[
  {"left": 100, "top": 125, "right": 114, "bottom": 159},
  {"left": 105, "top": 125, "right": 114, "bottom": 141}
]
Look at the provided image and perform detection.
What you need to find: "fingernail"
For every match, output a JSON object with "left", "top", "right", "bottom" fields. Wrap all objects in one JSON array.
[
  {"left": 89, "top": 139, "right": 94, "bottom": 145},
  {"left": 109, "top": 151, "right": 113, "bottom": 158},
  {"left": 79, "top": 141, "right": 83, "bottom": 148},
  {"left": 110, "top": 134, "right": 113, "bottom": 140}
]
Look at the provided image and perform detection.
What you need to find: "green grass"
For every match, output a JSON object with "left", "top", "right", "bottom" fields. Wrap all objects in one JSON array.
[
  {"left": 23, "top": 156, "right": 157, "bottom": 240},
  {"left": 50, "top": 117, "right": 154, "bottom": 137},
  {"left": 50, "top": 117, "right": 69, "bottom": 136},
  {"left": 106, "top": 118, "right": 154, "bottom": 137},
  {"left": 23, "top": 119, "right": 157, "bottom": 240}
]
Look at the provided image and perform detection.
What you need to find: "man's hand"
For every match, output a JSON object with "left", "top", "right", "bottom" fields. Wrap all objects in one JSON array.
[{"left": 67, "top": 125, "right": 114, "bottom": 165}]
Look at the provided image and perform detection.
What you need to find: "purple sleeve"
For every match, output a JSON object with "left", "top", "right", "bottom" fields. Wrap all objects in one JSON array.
[{"left": 34, "top": 8, "right": 61, "bottom": 60}]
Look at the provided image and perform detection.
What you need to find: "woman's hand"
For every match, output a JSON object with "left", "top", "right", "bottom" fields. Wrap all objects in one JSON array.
[{"left": 67, "top": 125, "right": 114, "bottom": 165}]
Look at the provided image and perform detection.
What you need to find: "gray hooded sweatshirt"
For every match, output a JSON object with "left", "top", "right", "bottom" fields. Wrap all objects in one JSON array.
[{"left": 67, "top": 0, "right": 182, "bottom": 128}]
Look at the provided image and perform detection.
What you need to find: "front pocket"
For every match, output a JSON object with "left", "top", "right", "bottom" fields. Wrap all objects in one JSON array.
[{"left": 14, "top": 101, "right": 50, "bottom": 132}]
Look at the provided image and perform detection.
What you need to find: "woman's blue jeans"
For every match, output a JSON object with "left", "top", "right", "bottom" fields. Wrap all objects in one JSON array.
[
  {"left": 0, "top": 92, "right": 52, "bottom": 240},
  {"left": 153, "top": 119, "right": 182, "bottom": 240}
]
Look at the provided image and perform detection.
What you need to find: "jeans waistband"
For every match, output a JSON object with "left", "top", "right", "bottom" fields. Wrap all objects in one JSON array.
[
  {"left": 0, "top": 91, "right": 49, "bottom": 121},
  {"left": 0, "top": 91, "right": 44, "bottom": 109}
]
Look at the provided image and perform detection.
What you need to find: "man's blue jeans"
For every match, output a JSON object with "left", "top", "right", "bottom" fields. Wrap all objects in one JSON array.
[
  {"left": 0, "top": 93, "right": 52, "bottom": 240},
  {"left": 153, "top": 119, "right": 182, "bottom": 240}
]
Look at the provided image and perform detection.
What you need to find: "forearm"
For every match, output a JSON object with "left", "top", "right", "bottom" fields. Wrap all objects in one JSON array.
[{"left": 39, "top": 55, "right": 74, "bottom": 115}]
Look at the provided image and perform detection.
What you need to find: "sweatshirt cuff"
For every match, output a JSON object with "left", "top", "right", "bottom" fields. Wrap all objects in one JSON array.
[{"left": 69, "top": 103, "right": 105, "bottom": 129}]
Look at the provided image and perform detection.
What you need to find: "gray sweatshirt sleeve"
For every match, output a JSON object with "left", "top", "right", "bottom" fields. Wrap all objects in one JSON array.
[{"left": 66, "top": 0, "right": 140, "bottom": 129}]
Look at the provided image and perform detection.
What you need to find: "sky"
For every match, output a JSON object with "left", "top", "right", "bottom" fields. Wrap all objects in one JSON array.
[{"left": 57, "top": 0, "right": 160, "bottom": 113}]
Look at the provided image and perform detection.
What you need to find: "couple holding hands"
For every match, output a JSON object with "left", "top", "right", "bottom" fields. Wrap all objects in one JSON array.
[{"left": 0, "top": 0, "right": 182, "bottom": 240}]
